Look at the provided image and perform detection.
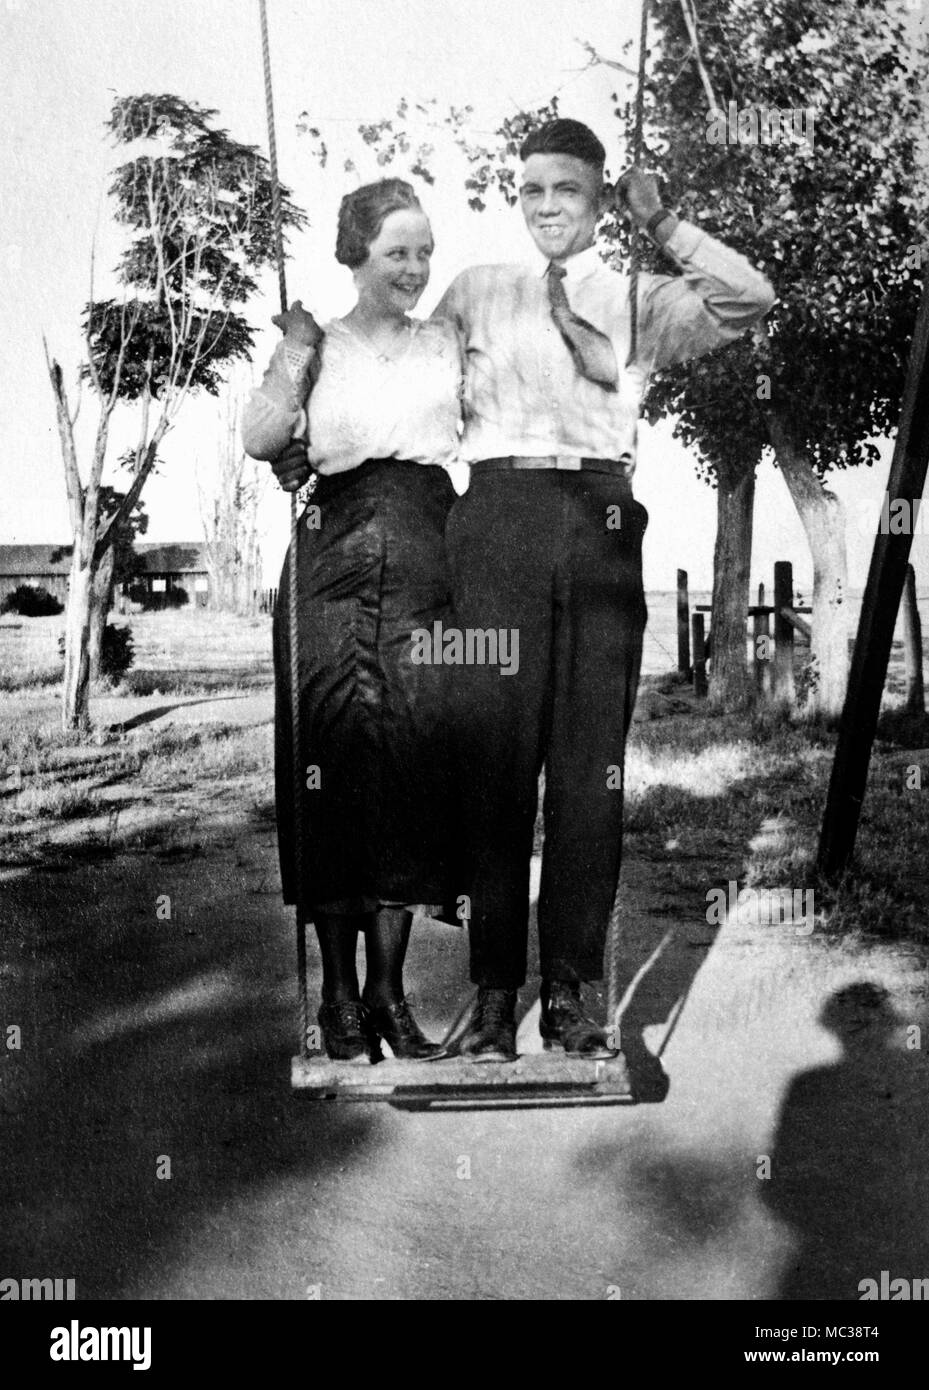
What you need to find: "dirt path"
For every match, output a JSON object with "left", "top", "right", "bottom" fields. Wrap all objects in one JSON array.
[{"left": 2, "top": 705, "right": 927, "bottom": 1300}]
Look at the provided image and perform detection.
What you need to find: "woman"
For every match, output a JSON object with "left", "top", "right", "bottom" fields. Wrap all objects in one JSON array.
[{"left": 243, "top": 179, "right": 461, "bottom": 1063}]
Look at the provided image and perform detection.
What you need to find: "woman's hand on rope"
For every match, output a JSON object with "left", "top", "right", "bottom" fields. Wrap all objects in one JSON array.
[
  {"left": 271, "top": 439, "right": 313, "bottom": 492},
  {"left": 271, "top": 299, "right": 323, "bottom": 349}
]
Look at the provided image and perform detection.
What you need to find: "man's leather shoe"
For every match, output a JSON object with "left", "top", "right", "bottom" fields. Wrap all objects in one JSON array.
[
  {"left": 363, "top": 996, "right": 443, "bottom": 1059},
  {"left": 318, "top": 999, "right": 381, "bottom": 1061},
  {"left": 458, "top": 988, "right": 518, "bottom": 1063},
  {"left": 539, "top": 980, "right": 617, "bottom": 1057}
]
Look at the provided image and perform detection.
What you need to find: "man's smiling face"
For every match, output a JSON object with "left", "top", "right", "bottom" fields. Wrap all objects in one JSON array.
[{"left": 519, "top": 152, "right": 605, "bottom": 263}]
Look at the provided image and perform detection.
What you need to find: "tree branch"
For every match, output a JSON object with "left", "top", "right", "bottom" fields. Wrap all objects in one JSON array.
[
  {"left": 44, "top": 337, "right": 84, "bottom": 536},
  {"left": 93, "top": 422, "right": 167, "bottom": 564}
]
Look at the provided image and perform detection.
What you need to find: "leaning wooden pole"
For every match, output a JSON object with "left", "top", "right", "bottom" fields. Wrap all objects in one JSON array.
[
  {"left": 258, "top": 0, "right": 309, "bottom": 1056},
  {"left": 817, "top": 268, "right": 929, "bottom": 879},
  {"left": 901, "top": 563, "right": 925, "bottom": 715}
]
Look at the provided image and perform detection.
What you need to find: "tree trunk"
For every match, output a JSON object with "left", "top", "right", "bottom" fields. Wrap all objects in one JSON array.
[
  {"left": 207, "top": 494, "right": 238, "bottom": 612},
  {"left": 241, "top": 462, "right": 262, "bottom": 615},
  {"left": 708, "top": 457, "right": 756, "bottom": 710},
  {"left": 62, "top": 551, "right": 93, "bottom": 730},
  {"left": 769, "top": 413, "right": 849, "bottom": 716},
  {"left": 88, "top": 545, "right": 115, "bottom": 679},
  {"left": 205, "top": 454, "right": 263, "bottom": 614}
]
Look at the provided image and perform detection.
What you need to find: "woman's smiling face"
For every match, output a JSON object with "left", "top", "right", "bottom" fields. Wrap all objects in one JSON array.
[{"left": 353, "top": 208, "right": 434, "bottom": 315}]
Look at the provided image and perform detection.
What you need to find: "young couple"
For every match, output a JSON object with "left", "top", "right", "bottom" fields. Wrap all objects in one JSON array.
[{"left": 242, "top": 118, "right": 774, "bottom": 1066}]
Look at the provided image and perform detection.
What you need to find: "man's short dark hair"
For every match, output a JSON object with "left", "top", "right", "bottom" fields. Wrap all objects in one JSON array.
[{"left": 519, "top": 119, "right": 606, "bottom": 173}]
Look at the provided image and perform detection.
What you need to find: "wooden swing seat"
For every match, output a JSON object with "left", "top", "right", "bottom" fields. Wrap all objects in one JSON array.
[{"left": 291, "top": 1049, "right": 635, "bottom": 1109}]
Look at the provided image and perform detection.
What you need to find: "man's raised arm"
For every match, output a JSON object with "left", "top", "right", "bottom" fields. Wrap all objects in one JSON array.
[
  {"left": 615, "top": 168, "right": 774, "bottom": 373},
  {"left": 638, "top": 220, "right": 776, "bottom": 372}
]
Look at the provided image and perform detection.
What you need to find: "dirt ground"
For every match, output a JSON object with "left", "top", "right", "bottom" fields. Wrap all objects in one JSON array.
[{"left": 2, "top": 665, "right": 927, "bottom": 1301}]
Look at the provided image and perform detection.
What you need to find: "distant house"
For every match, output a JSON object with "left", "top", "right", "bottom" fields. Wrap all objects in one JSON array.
[
  {"left": 126, "top": 542, "right": 211, "bottom": 609},
  {"left": 0, "top": 541, "right": 211, "bottom": 610},
  {"left": 0, "top": 544, "right": 72, "bottom": 605}
]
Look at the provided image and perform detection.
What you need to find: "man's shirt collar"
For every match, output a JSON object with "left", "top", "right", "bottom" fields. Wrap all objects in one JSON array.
[{"left": 529, "top": 241, "right": 604, "bottom": 283}]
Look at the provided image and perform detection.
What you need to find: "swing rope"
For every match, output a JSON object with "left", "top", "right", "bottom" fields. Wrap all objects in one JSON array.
[
  {"left": 607, "top": 0, "right": 649, "bottom": 1043},
  {"left": 258, "top": 0, "right": 309, "bottom": 1059},
  {"left": 626, "top": 0, "right": 649, "bottom": 366}
]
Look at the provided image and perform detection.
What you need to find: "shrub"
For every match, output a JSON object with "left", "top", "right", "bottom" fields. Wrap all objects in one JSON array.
[
  {"left": 100, "top": 623, "right": 135, "bottom": 679},
  {"left": 56, "top": 623, "right": 135, "bottom": 679},
  {"left": 0, "top": 584, "right": 64, "bottom": 617}
]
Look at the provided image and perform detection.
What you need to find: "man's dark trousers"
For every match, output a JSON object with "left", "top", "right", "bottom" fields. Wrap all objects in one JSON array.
[{"left": 446, "top": 466, "right": 648, "bottom": 989}]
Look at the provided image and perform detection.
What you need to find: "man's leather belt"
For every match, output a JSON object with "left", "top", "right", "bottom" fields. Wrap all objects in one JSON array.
[{"left": 472, "top": 455, "right": 632, "bottom": 476}]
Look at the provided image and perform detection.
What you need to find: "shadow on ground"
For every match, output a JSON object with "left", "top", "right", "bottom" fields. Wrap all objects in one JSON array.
[
  {"left": 110, "top": 694, "right": 255, "bottom": 734},
  {"left": 0, "top": 826, "right": 375, "bottom": 1298},
  {"left": 570, "top": 980, "right": 929, "bottom": 1300},
  {"left": 764, "top": 982, "right": 929, "bottom": 1300}
]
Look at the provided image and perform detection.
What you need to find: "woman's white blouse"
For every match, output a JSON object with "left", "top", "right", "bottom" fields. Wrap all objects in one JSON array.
[
  {"left": 242, "top": 317, "right": 463, "bottom": 473},
  {"left": 305, "top": 319, "right": 460, "bottom": 474}
]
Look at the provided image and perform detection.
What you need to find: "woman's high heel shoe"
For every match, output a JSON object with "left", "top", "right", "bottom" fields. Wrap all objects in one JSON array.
[
  {"left": 318, "top": 1000, "right": 381, "bottom": 1062},
  {"left": 363, "top": 996, "right": 443, "bottom": 1060}
]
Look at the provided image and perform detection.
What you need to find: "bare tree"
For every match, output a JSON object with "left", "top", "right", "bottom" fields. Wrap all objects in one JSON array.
[
  {"left": 45, "top": 94, "right": 303, "bottom": 729},
  {"left": 200, "top": 377, "right": 266, "bottom": 615}
]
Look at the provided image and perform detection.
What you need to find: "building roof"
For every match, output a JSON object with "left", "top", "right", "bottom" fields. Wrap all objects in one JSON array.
[
  {"left": 134, "top": 543, "right": 209, "bottom": 574},
  {"left": 0, "top": 544, "right": 73, "bottom": 576},
  {"left": 0, "top": 541, "right": 209, "bottom": 576}
]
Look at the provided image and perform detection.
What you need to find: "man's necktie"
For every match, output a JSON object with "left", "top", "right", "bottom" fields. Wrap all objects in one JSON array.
[{"left": 546, "top": 261, "right": 618, "bottom": 390}]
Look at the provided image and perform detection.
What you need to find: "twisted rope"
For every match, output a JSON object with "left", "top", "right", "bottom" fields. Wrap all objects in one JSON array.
[
  {"left": 258, "top": 0, "right": 309, "bottom": 1058},
  {"left": 258, "top": 0, "right": 288, "bottom": 314},
  {"left": 625, "top": 0, "right": 649, "bottom": 367},
  {"left": 608, "top": 0, "right": 649, "bottom": 1042}
]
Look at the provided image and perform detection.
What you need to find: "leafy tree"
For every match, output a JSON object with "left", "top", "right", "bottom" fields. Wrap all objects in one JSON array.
[
  {"left": 45, "top": 94, "right": 305, "bottom": 729},
  {"left": 624, "top": 0, "right": 927, "bottom": 713}
]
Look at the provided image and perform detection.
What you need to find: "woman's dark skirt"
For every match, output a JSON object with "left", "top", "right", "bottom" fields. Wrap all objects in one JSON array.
[{"left": 273, "top": 459, "right": 459, "bottom": 920}]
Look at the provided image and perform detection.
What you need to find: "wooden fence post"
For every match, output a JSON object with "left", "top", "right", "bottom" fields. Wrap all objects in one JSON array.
[
  {"left": 901, "top": 563, "right": 925, "bottom": 715},
  {"left": 773, "top": 561, "right": 795, "bottom": 704},
  {"left": 677, "top": 568, "right": 691, "bottom": 678},
  {"left": 753, "top": 581, "right": 772, "bottom": 699},
  {"left": 691, "top": 613, "right": 708, "bottom": 697}
]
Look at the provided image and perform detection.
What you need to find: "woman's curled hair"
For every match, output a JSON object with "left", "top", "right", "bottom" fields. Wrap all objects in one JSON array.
[{"left": 336, "top": 178, "right": 422, "bottom": 268}]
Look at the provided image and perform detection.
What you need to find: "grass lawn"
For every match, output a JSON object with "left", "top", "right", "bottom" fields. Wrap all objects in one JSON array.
[
  {"left": 624, "top": 690, "right": 929, "bottom": 945},
  {"left": 0, "top": 609, "right": 275, "bottom": 861}
]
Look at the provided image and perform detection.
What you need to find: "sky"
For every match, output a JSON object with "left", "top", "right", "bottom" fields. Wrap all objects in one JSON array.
[{"left": 1, "top": 0, "right": 927, "bottom": 593}]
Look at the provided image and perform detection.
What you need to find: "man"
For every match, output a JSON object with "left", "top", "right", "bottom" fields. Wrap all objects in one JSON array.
[{"left": 433, "top": 118, "right": 774, "bottom": 1062}]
